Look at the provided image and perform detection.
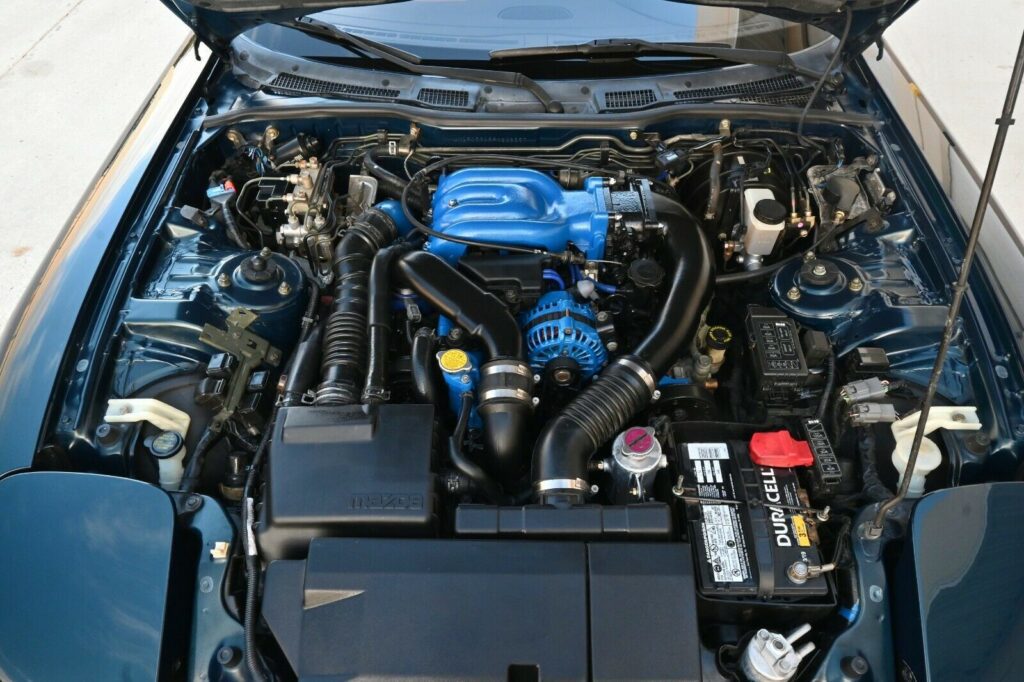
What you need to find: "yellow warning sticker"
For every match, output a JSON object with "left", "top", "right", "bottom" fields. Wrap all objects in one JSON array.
[{"left": 792, "top": 515, "right": 811, "bottom": 547}]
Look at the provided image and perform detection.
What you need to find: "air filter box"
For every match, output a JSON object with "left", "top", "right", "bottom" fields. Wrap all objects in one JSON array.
[{"left": 257, "top": 404, "right": 437, "bottom": 560}]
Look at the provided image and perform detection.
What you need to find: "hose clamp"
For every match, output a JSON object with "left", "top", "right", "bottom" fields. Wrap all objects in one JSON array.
[
  {"left": 535, "top": 478, "right": 589, "bottom": 493},
  {"left": 479, "top": 388, "right": 533, "bottom": 404},
  {"left": 480, "top": 361, "right": 533, "bottom": 378},
  {"left": 615, "top": 356, "right": 657, "bottom": 394}
]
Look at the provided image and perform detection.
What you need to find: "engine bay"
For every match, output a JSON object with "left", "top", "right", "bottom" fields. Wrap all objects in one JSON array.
[{"left": 68, "top": 116, "right": 1007, "bottom": 680}]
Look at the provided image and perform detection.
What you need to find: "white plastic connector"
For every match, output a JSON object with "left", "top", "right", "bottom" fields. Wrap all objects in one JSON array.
[
  {"left": 104, "top": 399, "right": 191, "bottom": 490},
  {"left": 890, "top": 407, "right": 981, "bottom": 498}
]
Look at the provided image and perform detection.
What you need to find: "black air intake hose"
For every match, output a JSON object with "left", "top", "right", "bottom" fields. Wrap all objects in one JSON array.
[
  {"left": 395, "top": 250, "right": 533, "bottom": 486},
  {"left": 363, "top": 244, "right": 413, "bottom": 403},
  {"left": 317, "top": 208, "right": 397, "bottom": 404},
  {"left": 363, "top": 146, "right": 426, "bottom": 212},
  {"left": 533, "top": 194, "right": 714, "bottom": 504}
]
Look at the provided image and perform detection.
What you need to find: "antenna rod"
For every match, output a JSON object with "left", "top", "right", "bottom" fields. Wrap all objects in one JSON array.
[{"left": 867, "top": 30, "right": 1024, "bottom": 539}]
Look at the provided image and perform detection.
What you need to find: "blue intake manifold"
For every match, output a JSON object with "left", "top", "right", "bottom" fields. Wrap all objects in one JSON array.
[{"left": 427, "top": 168, "right": 610, "bottom": 263}]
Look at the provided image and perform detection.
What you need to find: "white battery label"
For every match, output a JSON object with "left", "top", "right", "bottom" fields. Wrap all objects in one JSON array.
[
  {"left": 700, "top": 504, "right": 750, "bottom": 583},
  {"left": 687, "top": 443, "right": 730, "bottom": 460}
]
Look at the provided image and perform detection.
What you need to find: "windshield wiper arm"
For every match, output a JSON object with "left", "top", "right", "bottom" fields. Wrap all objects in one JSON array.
[
  {"left": 490, "top": 38, "right": 821, "bottom": 79},
  {"left": 283, "top": 18, "right": 565, "bottom": 112}
]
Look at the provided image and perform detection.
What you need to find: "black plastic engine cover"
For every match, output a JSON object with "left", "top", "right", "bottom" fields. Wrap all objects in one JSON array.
[
  {"left": 262, "top": 538, "right": 701, "bottom": 681},
  {"left": 257, "top": 404, "right": 437, "bottom": 560}
]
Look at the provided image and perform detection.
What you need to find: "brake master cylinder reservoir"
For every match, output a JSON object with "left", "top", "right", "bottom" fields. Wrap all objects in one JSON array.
[{"left": 742, "top": 188, "right": 787, "bottom": 266}]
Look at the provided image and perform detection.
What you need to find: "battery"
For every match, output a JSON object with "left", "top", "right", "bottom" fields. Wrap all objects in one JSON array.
[{"left": 678, "top": 440, "right": 829, "bottom": 599}]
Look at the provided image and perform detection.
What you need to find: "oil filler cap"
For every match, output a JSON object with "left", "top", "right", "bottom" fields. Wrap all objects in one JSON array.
[{"left": 749, "top": 431, "right": 814, "bottom": 468}]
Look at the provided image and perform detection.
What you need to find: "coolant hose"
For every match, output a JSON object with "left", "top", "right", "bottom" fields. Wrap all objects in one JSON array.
[
  {"left": 533, "top": 193, "right": 714, "bottom": 504},
  {"left": 410, "top": 327, "right": 443, "bottom": 408},
  {"left": 395, "top": 250, "right": 533, "bottom": 486},
  {"left": 317, "top": 207, "right": 397, "bottom": 404}
]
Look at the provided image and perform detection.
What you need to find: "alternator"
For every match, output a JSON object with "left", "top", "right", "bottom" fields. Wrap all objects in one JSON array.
[{"left": 522, "top": 291, "right": 607, "bottom": 381}]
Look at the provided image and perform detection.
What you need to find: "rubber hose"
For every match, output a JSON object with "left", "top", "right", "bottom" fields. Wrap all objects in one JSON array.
[
  {"left": 410, "top": 327, "right": 443, "bottom": 408},
  {"left": 281, "top": 325, "right": 322, "bottom": 407},
  {"left": 363, "top": 244, "right": 413, "bottom": 403},
  {"left": 533, "top": 193, "right": 714, "bottom": 504},
  {"left": 363, "top": 146, "right": 426, "bottom": 212},
  {"left": 317, "top": 208, "right": 397, "bottom": 404},
  {"left": 449, "top": 393, "right": 503, "bottom": 503}
]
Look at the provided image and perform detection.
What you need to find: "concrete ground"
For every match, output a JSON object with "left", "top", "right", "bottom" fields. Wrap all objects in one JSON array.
[
  {"left": 0, "top": 1, "right": 1020, "bottom": 328},
  {"left": 0, "top": 0, "right": 197, "bottom": 325}
]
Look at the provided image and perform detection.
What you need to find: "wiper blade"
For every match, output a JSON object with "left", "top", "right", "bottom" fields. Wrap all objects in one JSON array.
[
  {"left": 490, "top": 38, "right": 821, "bottom": 79},
  {"left": 283, "top": 18, "right": 565, "bottom": 112}
]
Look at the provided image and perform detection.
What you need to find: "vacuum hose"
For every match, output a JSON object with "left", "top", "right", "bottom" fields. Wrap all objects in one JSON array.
[
  {"left": 395, "top": 250, "right": 533, "bottom": 486},
  {"left": 317, "top": 208, "right": 397, "bottom": 404},
  {"left": 533, "top": 194, "right": 714, "bottom": 504}
]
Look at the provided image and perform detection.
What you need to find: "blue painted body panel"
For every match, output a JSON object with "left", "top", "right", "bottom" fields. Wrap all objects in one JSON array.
[
  {"left": 894, "top": 483, "right": 1024, "bottom": 681},
  {"left": 0, "top": 473, "right": 177, "bottom": 681},
  {"left": 427, "top": 168, "right": 609, "bottom": 263}
]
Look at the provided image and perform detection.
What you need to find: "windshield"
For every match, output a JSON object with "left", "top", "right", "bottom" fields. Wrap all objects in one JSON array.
[{"left": 246, "top": 0, "right": 821, "bottom": 63}]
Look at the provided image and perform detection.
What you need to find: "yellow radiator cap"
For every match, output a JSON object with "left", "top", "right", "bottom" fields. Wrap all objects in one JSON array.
[{"left": 438, "top": 348, "right": 471, "bottom": 373}]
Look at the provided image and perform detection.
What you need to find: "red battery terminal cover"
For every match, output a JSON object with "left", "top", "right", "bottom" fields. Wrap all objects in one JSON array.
[{"left": 749, "top": 430, "right": 814, "bottom": 468}]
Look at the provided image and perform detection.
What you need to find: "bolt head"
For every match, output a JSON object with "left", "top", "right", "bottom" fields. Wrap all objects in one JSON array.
[
  {"left": 606, "top": 341, "right": 619, "bottom": 352},
  {"left": 629, "top": 130, "right": 639, "bottom": 140},
  {"left": 259, "top": 247, "right": 272, "bottom": 259},
  {"left": 812, "top": 264, "right": 827, "bottom": 276},
  {"left": 787, "top": 287, "right": 802, "bottom": 301},
  {"left": 216, "top": 273, "right": 231, "bottom": 288},
  {"left": 447, "top": 198, "right": 458, "bottom": 208},
  {"left": 849, "top": 277, "right": 864, "bottom": 292},
  {"left": 278, "top": 281, "right": 292, "bottom": 296}
]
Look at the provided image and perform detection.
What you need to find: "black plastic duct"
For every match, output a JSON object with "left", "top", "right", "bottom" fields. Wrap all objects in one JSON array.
[
  {"left": 317, "top": 208, "right": 397, "bottom": 404},
  {"left": 533, "top": 194, "right": 714, "bottom": 504},
  {"left": 395, "top": 250, "right": 533, "bottom": 486}
]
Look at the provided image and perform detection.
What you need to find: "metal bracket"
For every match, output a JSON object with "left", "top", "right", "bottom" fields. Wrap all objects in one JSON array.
[{"left": 199, "top": 309, "right": 280, "bottom": 430}]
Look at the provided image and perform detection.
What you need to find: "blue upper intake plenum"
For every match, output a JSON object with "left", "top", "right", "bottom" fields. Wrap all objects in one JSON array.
[{"left": 426, "top": 168, "right": 610, "bottom": 263}]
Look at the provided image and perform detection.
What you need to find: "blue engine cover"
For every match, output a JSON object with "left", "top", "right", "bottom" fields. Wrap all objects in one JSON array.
[
  {"left": 427, "top": 168, "right": 610, "bottom": 263},
  {"left": 522, "top": 291, "right": 607, "bottom": 379}
]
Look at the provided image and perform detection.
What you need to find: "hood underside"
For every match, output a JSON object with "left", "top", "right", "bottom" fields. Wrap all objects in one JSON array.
[{"left": 161, "top": 0, "right": 916, "bottom": 59}]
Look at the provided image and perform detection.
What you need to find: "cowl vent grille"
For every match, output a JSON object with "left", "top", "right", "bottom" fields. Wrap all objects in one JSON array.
[
  {"left": 604, "top": 89, "right": 657, "bottom": 110},
  {"left": 268, "top": 74, "right": 400, "bottom": 99},
  {"left": 673, "top": 75, "right": 810, "bottom": 105},
  {"left": 417, "top": 88, "right": 471, "bottom": 109}
]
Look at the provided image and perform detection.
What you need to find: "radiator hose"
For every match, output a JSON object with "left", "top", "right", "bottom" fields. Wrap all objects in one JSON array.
[
  {"left": 533, "top": 194, "right": 714, "bottom": 504},
  {"left": 395, "top": 250, "right": 533, "bottom": 487},
  {"left": 317, "top": 208, "right": 397, "bottom": 404}
]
